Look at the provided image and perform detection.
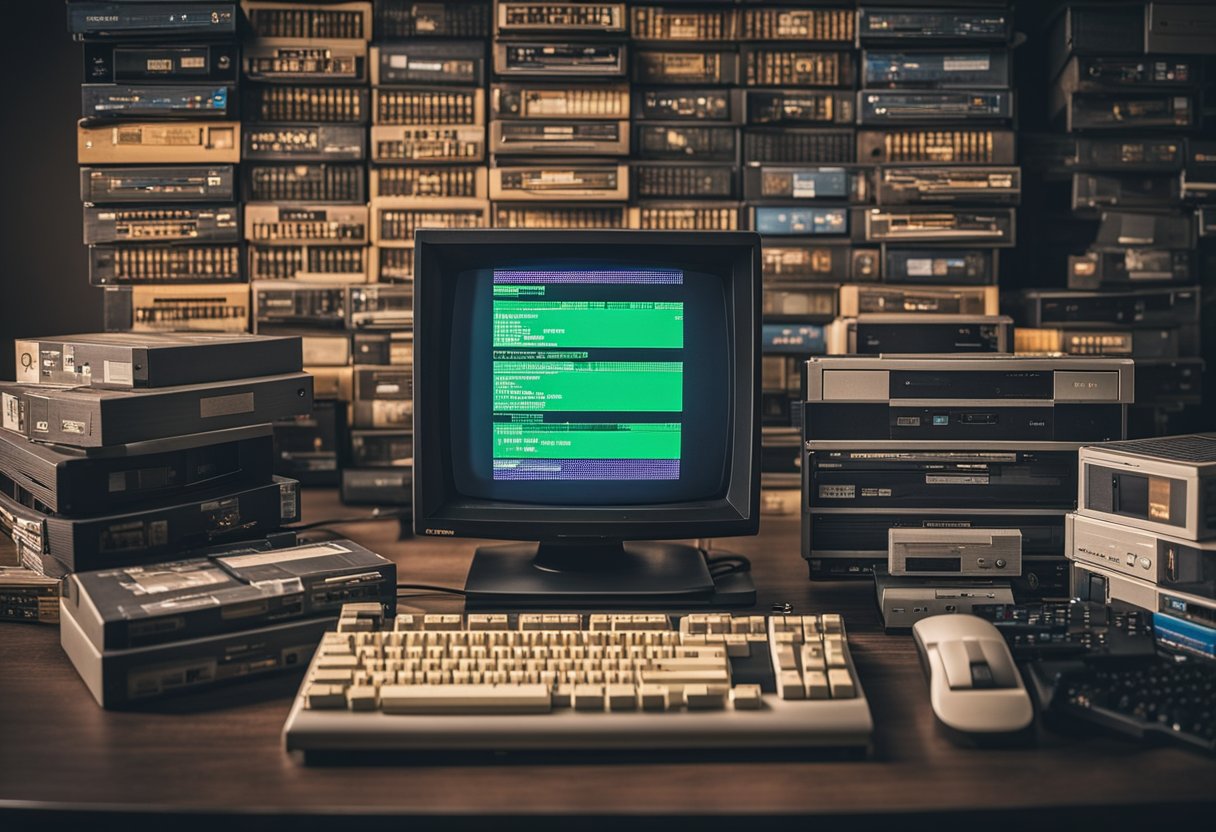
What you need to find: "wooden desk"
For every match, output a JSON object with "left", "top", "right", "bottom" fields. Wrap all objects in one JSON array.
[{"left": 1, "top": 488, "right": 1213, "bottom": 826}]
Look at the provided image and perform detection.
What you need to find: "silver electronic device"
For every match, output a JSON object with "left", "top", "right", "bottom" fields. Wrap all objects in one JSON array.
[
  {"left": 1078, "top": 433, "right": 1216, "bottom": 541},
  {"left": 912, "top": 614, "right": 1033, "bottom": 742},
  {"left": 806, "top": 355, "right": 1135, "bottom": 405},
  {"left": 889, "top": 528, "right": 1022, "bottom": 577},
  {"left": 1067, "top": 513, "right": 1216, "bottom": 600},
  {"left": 874, "top": 566, "right": 1016, "bottom": 630}
]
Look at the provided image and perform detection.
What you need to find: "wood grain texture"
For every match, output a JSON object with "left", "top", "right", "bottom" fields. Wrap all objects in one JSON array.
[{"left": 1, "top": 488, "right": 1214, "bottom": 818}]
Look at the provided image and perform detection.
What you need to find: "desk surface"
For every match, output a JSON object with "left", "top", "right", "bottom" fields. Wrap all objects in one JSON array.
[{"left": 1, "top": 488, "right": 1213, "bottom": 821}]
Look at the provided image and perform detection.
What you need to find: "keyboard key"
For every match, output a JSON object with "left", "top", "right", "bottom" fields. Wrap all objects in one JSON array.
[
  {"left": 828, "top": 669, "right": 856, "bottom": 699},
  {"left": 779, "top": 671, "right": 805, "bottom": 700},
  {"left": 639, "top": 684, "right": 668, "bottom": 711},
  {"left": 685, "top": 684, "right": 728, "bottom": 709},
  {"left": 305, "top": 684, "right": 348, "bottom": 709},
  {"left": 731, "top": 684, "right": 762, "bottom": 710},
  {"left": 607, "top": 684, "right": 637, "bottom": 711},
  {"left": 346, "top": 685, "right": 378, "bottom": 711},
  {"left": 805, "top": 671, "right": 830, "bottom": 700},
  {"left": 573, "top": 684, "right": 605, "bottom": 711},
  {"left": 380, "top": 684, "right": 552, "bottom": 714}
]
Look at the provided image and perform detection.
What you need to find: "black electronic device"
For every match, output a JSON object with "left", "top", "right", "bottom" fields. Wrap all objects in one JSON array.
[
  {"left": 63, "top": 539, "right": 395, "bottom": 651},
  {"left": 806, "top": 447, "right": 1078, "bottom": 510},
  {"left": 80, "top": 166, "right": 236, "bottom": 205},
  {"left": 973, "top": 599, "right": 1157, "bottom": 662},
  {"left": 413, "top": 230, "right": 761, "bottom": 607},
  {"left": 14, "top": 333, "right": 302, "bottom": 390},
  {"left": 1, "top": 477, "right": 300, "bottom": 578},
  {"left": 68, "top": 3, "right": 237, "bottom": 40},
  {"left": 1028, "top": 657, "right": 1216, "bottom": 753},
  {"left": 273, "top": 400, "right": 345, "bottom": 486},
  {"left": 0, "top": 424, "right": 273, "bottom": 516},
  {"left": 81, "top": 84, "right": 234, "bottom": 120},
  {"left": 0, "top": 373, "right": 313, "bottom": 448}
]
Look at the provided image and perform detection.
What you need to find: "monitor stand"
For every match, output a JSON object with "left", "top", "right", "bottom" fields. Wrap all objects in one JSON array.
[{"left": 463, "top": 540, "right": 755, "bottom": 609}]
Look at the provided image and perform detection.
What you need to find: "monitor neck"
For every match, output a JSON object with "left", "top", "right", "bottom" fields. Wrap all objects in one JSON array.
[{"left": 533, "top": 540, "right": 641, "bottom": 573}]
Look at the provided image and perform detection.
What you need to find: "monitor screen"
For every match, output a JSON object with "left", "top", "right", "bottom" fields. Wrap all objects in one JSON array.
[{"left": 448, "top": 263, "right": 731, "bottom": 505}]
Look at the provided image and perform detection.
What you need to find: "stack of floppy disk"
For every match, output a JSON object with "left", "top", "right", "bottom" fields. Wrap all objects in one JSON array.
[{"left": 0, "top": 332, "right": 398, "bottom": 707}]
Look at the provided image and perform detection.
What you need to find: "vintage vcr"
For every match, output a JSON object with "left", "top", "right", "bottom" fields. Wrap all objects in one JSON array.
[
  {"left": 858, "top": 90, "right": 1013, "bottom": 125},
  {"left": 68, "top": 3, "right": 237, "bottom": 40},
  {"left": 101, "top": 284, "right": 251, "bottom": 333},
  {"left": 885, "top": 248, "right": 998, "bottom": 285},
  {"left": 805, "top": 355, "right": 1136, "bottom": 405},
  {"left": 1009, "top": 287, "right": 1200, "bottom": 328},
  {"left": 805, "top": 444, "right": 1079, "bottom": 511},
  {"left": 0, "top": 373, "right": 313, "bottom": 448},
  {"left": 858, "top": 8, "right": 1013, "bottom": 44},
  {"left": 2, "top": 477, "right": 299, "bottom": 578},
  {"left": 875, "top": 167, "right": 1020, "bottom": 205},
  {"left": 81, "top": 166, "right": 236, "bottom": 205},
  {"left": 804, "top": 355, "right": 1132, "bottom": 442},
  {"left": 826, "top": 314, "right": 1013, "bottom": 355},
  {"left": 760, "top": 242, "right": 879, "bottom": 283},
  {"left": 83, "top": 42, "right": 239, "bottom": 85},
  {"left": 838, "top": 284, "right": 997, "bottom": 317},
  {"left": 14, "top": 333, "right": 301, "bottom": 390},
  {"left": 0, "top": 424, "right": 272, "bottom": 517}
]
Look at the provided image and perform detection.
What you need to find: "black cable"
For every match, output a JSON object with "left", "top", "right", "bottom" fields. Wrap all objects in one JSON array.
[
  {"left": 396, "top": 583, "right": 467, "bottom": 597},
  {"left": 289, "top": 507, "right": 407, "bottom": 531},
  {"left": 295, "top": 528, "right": 344, "bottom": 543}
]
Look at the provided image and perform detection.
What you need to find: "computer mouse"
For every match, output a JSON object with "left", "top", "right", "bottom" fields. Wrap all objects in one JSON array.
[{"left": 912, "top": 614, "right": 1033, "bottom": 744}]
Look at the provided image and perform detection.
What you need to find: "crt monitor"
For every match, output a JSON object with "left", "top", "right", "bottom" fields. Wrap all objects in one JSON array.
[{"left": 413, "top": 229, "right": 761, "bottom": 606}]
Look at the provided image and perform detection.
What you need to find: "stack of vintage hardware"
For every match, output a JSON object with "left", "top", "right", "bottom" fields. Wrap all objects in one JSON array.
[
  {"left": 490, "top": 0, "right": 630, "bottom": 230},
  {"left": 69, "top": 4, "right": 245, "bottom": 335},
  {"left": 797, "top": 354, "right": 1134, "bottom": 629},
  {"left": 0, "top": 333, "right": 312, "bottom": 580},
  {"left": 753, "top": 3, "right": 1022, "bottom": 516},
  {"left": 1067, "top": 433, "right": 1216, "bottom": 662},
  {"left": 1011, "top": 1, "right": 1212, "bottom": 438},
  {"left": 0, "top": 530, "right": 59, "bottom": 626},
  {"left": 71, "top": 1, "right": 244, "bottom": 334},
  {"left": 837, "top": 1, "right": 1018, "bottom": 357},
  {"left": 335, "top": 0, "right": 493, "bottom": 506},
  {"left": 59, "top": 534, "right": 397, "bottom": 708},
  {"left": 239, "top": 1, "right": 372, "bottom": 491}
]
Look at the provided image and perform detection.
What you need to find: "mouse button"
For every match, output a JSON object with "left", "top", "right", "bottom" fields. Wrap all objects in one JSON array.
[
  {"left": 937, "top": 640, "right": 974, "bottom": 690},
  {"left": 977, "top": 638, "right": 1018, "bottom": 688},
  {"left": 962, "top": 639, "right": 995, "bottom": 688}
]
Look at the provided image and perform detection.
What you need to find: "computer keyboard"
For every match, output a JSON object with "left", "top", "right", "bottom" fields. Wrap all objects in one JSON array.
[
  {"left": 283, "top": 606, "right": 873, "bottom": 755},
  {"left": 1028, "top": 658, "right": 1216, "bottom": 754}
]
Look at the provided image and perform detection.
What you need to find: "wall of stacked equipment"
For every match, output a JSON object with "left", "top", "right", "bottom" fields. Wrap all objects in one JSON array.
[{"left": 68, "top": 0, "right": 1214, "bottom": 511}]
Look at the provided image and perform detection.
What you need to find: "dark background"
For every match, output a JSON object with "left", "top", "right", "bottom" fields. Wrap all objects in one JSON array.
[
  {"left": 0, "top": 1, "right": 1210, "bottom": 416},
  {"left": 0, "top": 2, "right": 98, "bottom": 380}
]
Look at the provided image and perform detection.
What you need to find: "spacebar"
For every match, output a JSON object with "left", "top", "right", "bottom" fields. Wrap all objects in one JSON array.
[{"left": 379, "top": 684, "right": 553, "bottom": 714}]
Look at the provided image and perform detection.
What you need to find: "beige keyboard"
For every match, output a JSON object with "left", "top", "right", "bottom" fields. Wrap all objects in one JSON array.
[{"left": 283, "top": 606, "right": 874, "bottom": 756}]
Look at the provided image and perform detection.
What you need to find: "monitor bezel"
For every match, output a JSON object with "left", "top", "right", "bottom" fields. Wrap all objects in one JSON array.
[{"left": 413, "top": 229, "right": 762, "bottom": 542}]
